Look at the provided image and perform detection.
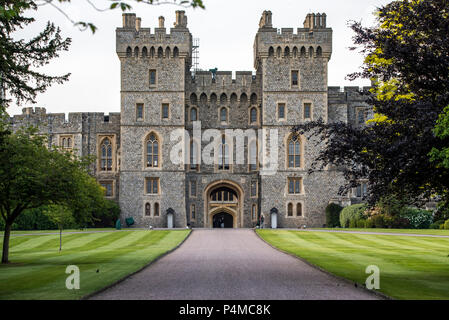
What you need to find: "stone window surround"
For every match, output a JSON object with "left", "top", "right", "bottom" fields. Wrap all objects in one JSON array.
[
  {"left": 251, "top": 203, "right": 258, "bottom": 221},
  {"left": 291, "top": 70, "right": 300, "bottom": 87},
  {"left": 302, "top": 100, "right": 313, "bottom": 121},
  {"left": 142, "top": 200, "right": 161, "bottom": 218},
  {"left": 136, "top": 103, "right": 144, "bottom": 122},
  {"left": 161, "top": 102, "right": 170, "bottom": 120},
  {"left": 248, "top": 105, "right": 260, "bottom": 125},
  {"left": 145, "top": 177, "right": 160, "bottom": 195},
  {"left": 97, "top": 134, "right": 117, "bottom": 173},
  {"left": 59, "top": 134, "right": 74, "bottom": 149},
  {"left": 250, "top": 180, "right": 258, "bottom": 198},
  {"left": 218, "top": 106, "right": 230, "bottom": 125},
  {"left": 188, "top": 138, "right": 201, "bottom": 172},
  {"left": 188, "top": 105, "right": 199, "bottom": 122},
  {"left": 286, "top": 176, "right": 305, "bottom": 195},
  {"left": 189, "top": 179, "right": 197, "bottom": 198},
  {"left": 149, "top": 69, "right": 157, "bottom": 88},
  {"left": 214, "top": 134, "right": 233, "bottom": 173},
  {"left": 285, "top": 201, "right": 305, "bottom": 218},
  {"left": 99, "top": 179, "right": 115, "bottom": 198},
  {"left": 190, "top": 204, "right": 196, "bottom": 221},
  {"left": 142, "top": 130, "right": 163, "bottom": 171},
  {"left": 277, "top": 102, "right": 287, "bottom": 121},
  {"left": 284, "top": 133, "right": 305, "bottom": 170}
]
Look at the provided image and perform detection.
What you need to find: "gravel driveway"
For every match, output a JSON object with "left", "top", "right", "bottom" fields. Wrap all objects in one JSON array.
[{"left": 90, "top": 229, "right": 380, "bottom": 300}]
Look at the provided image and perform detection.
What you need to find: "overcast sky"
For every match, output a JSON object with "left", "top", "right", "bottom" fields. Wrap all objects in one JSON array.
[{"left": 8, "top": 0, "right": 391, "bottom": 116}]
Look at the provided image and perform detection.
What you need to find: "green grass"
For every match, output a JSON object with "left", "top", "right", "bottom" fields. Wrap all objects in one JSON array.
[
  {"left": 257, "top": 229, "right": 449, "bottom": 300},
  {"left": 0, "top": 230, "right": 190, "bottom": 300},
  {"left": 1, "top": 228, "right": 117, "bottom": 235},
  {"left": 312, "top": 228, "right": 449, "bottom": 236}
]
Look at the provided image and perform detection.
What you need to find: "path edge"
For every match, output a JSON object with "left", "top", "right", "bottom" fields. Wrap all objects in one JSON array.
[
  {"left": 253, "top": 229, "right": 393, "bottom": 301},
  {"left": 81, "top": 229, "right": 193, "bottom": 300}
]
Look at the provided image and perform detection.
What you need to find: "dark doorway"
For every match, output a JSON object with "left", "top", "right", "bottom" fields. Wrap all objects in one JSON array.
[{"left": 213, "top": 212, "right": 233, "bottom": 228}]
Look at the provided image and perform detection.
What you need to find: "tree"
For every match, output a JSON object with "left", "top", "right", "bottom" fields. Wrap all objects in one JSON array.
[
  {"left": 0, "top": 127, "right": 105, "bottom": 263},
  {"left": 293, "top": 0, "right": 449, "bottom": 210},
  {"left": 44, "top": 205, "right": 75, "bottom": 251}
]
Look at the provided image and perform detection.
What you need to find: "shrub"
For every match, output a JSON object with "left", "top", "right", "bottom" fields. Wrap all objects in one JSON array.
[
  {"left": 390, "top": 215, "right": 411, "bottom": 229},
  {"left": 325, "top": 203, "right": 343, "bottom": 228},
  {"left": 440, "top": 224, "right": 445, "bottom": 230},
  {"left": 371, "top": 215, "right": 386, "bottom": 228},
  {"left": 91, "top": 199, "right": 121, "bottom": 228},
  {"left": 340, "top": 204, "right": 367, "bottom": 228},
  {"left": 356, "top": 219, "right": 366, "bottom": 228},
  {"left": 400, "top": 208, "right": 433, "bottom": 229},
  {"left": 430, "top": 220, "right": 445, "bottom": 229},
  {"left": 349, "top": 218, "right": 358, "bottom": 228},
  {"left": 365, "top": 218, "right": 375, "bottom": 228},
  {"left": 445, "top": 220, "right": 449, "bottom": 230}
]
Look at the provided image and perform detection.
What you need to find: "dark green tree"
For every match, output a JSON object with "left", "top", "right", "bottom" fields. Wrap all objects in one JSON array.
[{"left": 294, "top": 0, "right": 449, "bottom": 210}]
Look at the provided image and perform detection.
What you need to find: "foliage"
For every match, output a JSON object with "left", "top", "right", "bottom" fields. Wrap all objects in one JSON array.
[
  {"left": 365, "top": 218, "right": 374, "bottom": 228},
  {"left": 0, "top": 1, "right": 71, "bottom": 109},
  {"left": 325, "top": 203, "right": 343, "bottom": 227},
  {"left": 293, "top": 0, "right": 449, "bottom": 211},
  {"left": 91, "top": 199, "right": 121, "bottom": 228},
  {"left": 44, "top": 205, "right": 75, "bottom": 229},
  {"left": 0, "top": 127, "right": 105, "bottom": 263},
  {"left": 430, "top": 105, "right": 449, "bottom": 169},
  {"left": 376, "top": 195, "right": 408, "bottom": 216},
  {"left": 430, "top": 220, "right": 445, "bottom": 230},
  {"left": 356, "top": 219, "right": 366, "bottom": 228},
  {"left": 444, "top": 220, "right": 449, "bottom": 230},
  {"left": 371, "top": 215, "right": 386, "bottom": 228},
  {"left": 340, "top": 204, "right": 367, "bottom": 228},
  {"left": 400, "top": 208, "right": 433, "bottom": 229}
]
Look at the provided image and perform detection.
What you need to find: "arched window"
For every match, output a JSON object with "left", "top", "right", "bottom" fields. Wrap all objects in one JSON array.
[
  {"left": 240, "top": 93, "right": 248, "bottom": 104},
  {"left": 249, "top": 140, "right": 258, "bottom": 171},
  {"left": 210, "top": 187, "right": 237, "bottom": 202},
  {"left": 316, "top": 46, "right": 322, "bottom": 57},
  {"left": 218, "top": 135, "right": 230, "bottom": 170},
  {"left": 134, "top": 46, "right": 139, "bottom": 57},
  {"left": 191, "top": 204, "right": 196, "bottom": 220},
  {"left": 146, "top": 133, "right": 159, "bottom": 168},
  {"left": 126, "top": 46, "right": 132, "bottom": 57},
  {"left": 230, "top": 93, "right": 237, "bottom": 105},
  {"left": 268, "top": 46, "right": 274, "bottom": 57},
  {"left": 150, "top": 46, "right": 155, "bottom": 58},
  {"left": 190, "top": 107, "right": 198, "bottom": 121},
  {"left": 145, "top": 203, "right": 151, "bottom": 216},
  {"left": 157, "top": 46, "right": 163, "bottom": 58},
  {"left": 165, "top": 46, "right": 171, "bottom": 58},
  {"left": 309, "top": 46, "right": 314, "bottom": 58},
  {"left": 210, "top": 93, "right": 217, "bottom": 104},
  {"left": 276, "top": 46, "right": 282, "bottom": 58},
  {"left": 190, "top": 93, "right": 197, "bottom": 105},
  {"left": 173, "top": 47, "right": 179, "bottom": 58},
  {"left": 297, "top": 203, "right": 303, "bottom": 217},
  {"left": 250, "top": 107, "right": 258, "bottom": 124},
  {"left": 220, "top": 107, "right": 228, "bottom": 122},
  {"left": 100, "top": 138, "right": 113, "bottom": 171},
  {"left": 220, "top": 93, "right": 227, "bottom": 104},
  {"left": 284, "top": 46, "right": 290, "bottom": 57},
  {"left": 288, "top": 134, "right": 301, "bottom": 168},
  {"left": 300, "top": 46, "right": 306, "bottom": 57},
  {"left": 200, "top": 93, "right": 208, "bottom": 105},
  {"left": 293, "top": 47, "right": 298, "bottom": 58},
  {"left": 288, "top": 203, "right": 293, "bottom": 217},
  {"left": 61, "top": 138, "right": 66, "bottom": 148},
  {"left": 190, "top": 139, "right": 199, "bottom": 170},
  {"left": 154, "top": 202, "right": 160, "bottom": 217},
  {"left": 142, "top": 46, "right": 148, "bottom": 57},
  {"left": 250, "top": 93, "right": 257, "bottom": 105},
  {"left": 67, "top": 138, "right": 72, "bottom": 148}
]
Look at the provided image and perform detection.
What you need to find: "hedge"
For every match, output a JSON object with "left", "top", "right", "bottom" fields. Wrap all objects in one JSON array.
[
  {"left": 325, "top": 203, "right": 343, "bottom": 228},
  {"left": 340, "top": 204, "right": 367, "bottom": 228}
]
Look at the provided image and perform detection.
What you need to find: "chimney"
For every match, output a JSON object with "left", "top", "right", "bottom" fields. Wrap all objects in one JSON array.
[
  {"left": 135, "top": 17, "right": 141, "bottom": 31},
  {"left": 122, "top": 13, "right": 136, "bottom": 29},
  {"left": 174, "top": 10, "right": 187, "bottom": 28},
  {"left": 158, "top": 16, "right": 165, "bottom": 28},
  {"left": 259, "top": 10, "right": 272, "bottom": 28}
]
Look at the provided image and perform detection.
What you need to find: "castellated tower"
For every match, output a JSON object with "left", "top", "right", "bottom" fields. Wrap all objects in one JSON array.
[
  {"left": 254, "top": 11, "right": 341, "bottom": 228},
  {"left": 116, "top": 11, "right": 191, "bottom": 228}
]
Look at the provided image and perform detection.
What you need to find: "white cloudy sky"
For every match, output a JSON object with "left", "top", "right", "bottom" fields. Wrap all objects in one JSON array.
[{"left": 8, "top": 0, "right": 391, "bottom": 116}]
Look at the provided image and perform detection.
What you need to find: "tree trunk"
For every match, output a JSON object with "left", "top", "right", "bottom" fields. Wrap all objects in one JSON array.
[
  {"left": 2, "top": 223, "right": 11, "bottom": 264},
  {"left": 59, "top": 227, "right": 62, "bottom": 252}
]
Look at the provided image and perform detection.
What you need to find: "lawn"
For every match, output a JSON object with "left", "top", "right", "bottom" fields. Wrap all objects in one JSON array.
[
  {"left": 0, "top": 229, "right": 190, "bottom": 300},
  {"left": 257, "top": 229, "right": 449, "bottom": 300},
  {"left": 311, "top": 228, "right": 449, "bottom": 236}
]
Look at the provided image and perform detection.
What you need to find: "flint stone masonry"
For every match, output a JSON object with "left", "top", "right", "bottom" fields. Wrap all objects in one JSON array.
[{"left": 9, "top": 10, "right": 372, "bottom": 228}]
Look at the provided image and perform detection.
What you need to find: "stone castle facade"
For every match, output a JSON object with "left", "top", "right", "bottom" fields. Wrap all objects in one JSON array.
[{"left": 10, "top": 11, "right": 372, "bottom": 228}]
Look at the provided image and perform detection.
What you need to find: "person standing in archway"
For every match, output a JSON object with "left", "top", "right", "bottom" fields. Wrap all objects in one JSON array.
[{"left": 260, "top": 213, "right": 265, "bottom": 229}]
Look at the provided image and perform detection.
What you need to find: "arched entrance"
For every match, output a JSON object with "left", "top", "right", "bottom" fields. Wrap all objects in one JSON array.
[{"left": 204, "top": 181, "right": 244, "bottom": 228}]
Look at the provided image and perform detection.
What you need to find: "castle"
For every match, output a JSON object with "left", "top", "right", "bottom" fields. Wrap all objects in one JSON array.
[{"left": 10, "top": 11, "right": 372, "bottom": 228}]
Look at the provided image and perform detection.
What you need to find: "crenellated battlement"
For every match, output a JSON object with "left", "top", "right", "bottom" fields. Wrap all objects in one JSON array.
[
  {"left": 188, "top": 71, "right": 257, "bottom": 88},
  {"left": 116, "top": 11, "right": 192, "bottom": 60}
]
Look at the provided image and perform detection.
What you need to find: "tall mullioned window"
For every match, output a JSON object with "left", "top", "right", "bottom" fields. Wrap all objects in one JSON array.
[
  {"left": 292, "top": 70, "right": 299, "bottom": 86},
  {"left": 220, "top": 107, "right": 228, "bottom": 122},
  {"left": 149, "top": 69, "right": 156, "bottom": 86},
  {"left": 278, "top": 103, "right": 285, "bottom": 120},
  {"left": 146, "top": 177, "right": 159, "bottom": 194},
  {"left": 146, "top": 133, "right": 159, "bottom": 168},
  {"left": 288, "top": 177, "right": 303, "bottom": 195},
  {"left": 288, "top": 135, "right": 301, "bottom": 168},
  {"left": 304, "top": 103, "right": 312, "bottom": 120},
  {"left": 100, "top": 138, "right": 113, "bottom": 171},
  {"left": 218, "top": 135, "right": 230, "bottom": 171},
  {"left": 100, "top": 181, "right": 113, "bottom": 197}
]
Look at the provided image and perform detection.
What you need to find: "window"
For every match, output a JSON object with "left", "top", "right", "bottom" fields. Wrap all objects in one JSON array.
[
  {"left": 100, "top": 181, "right": 113, "bottom": 197},
  {"left": 252, "top": 204, "right": 257, "bottom": 221},
  {"left": 162, "top": 103, "right": 169, "bottom": 119},
  {"left": 249, "top": 140, "right": 258, "bottom": 171},
  {"left": 149, "top": 69, "right": 156, "bottom": 86},
  {"left": 210, "top": 187, "right": 237, "bottom": 203},
  {"left": 60, "top": 136, "right": 73, "bottom": 149},
  {"left": 292, "top": 70, "right": 299, "bottom": 86},
  {"left": 145, "top": 203, "right": 151, "bottom": 216},
  {"left": 278, "top": 103, "right": 286, "bottom": 120},
  {"left": 190, "top": 107, "right": 197, "bottom": 121},
  {"left": 218, "top": 135, "right": 230, "bottom": 171},
  {"left": 297, "top": 203, "right": 303, "bottom": 217},
  {"left": 100, "top": 138, "right": 113, "bottom": 171},
  {"left": 288, "top": 177, "right": 303, "bottom": 194},
  {"left": 251, "top": 180, "right": 258, "bottom": 198},
  {"left": 250, "top": 107, "right": 258, "bottom": 124},
  {"left": 355, "top": 183, "right": 368, "bottom": 198},
  {"left": 288, "top": 203, "right": 293, "bottom": 217},
  {"left": 358, "top": 109, "right": 365, "bottom": 124},
  {"left": 190, "top": 204, "right": 196, "bottom": 220},
  {"left": 146, "top": 134, "right": 159, "bottom": 168},
  {"left": 136, "top": 103, "right": 144, "bottom": 121},
  {"left": 288, "top": 134, "right": 301, "bottom": 168},
  {"left": 220, "top": 107, "right": 228, "bottom": 122},
  {"left": 146, "top": 177, "right": 159, "bottom": 194},
  {"left": 304, "top": 103, "right": 312, "bottom": 120},
  {"left": 154, "top": 202, "right": 160, "bottom": 216},
  {"left": 190, "top": 180, "right": 197, "bottom": 197}
]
